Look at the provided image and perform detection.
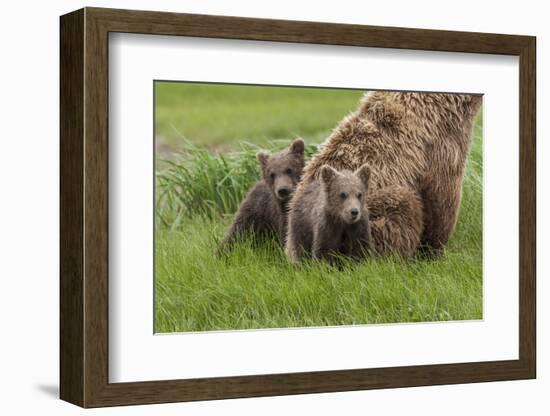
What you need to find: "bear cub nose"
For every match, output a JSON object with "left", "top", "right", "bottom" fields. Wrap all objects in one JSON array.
[
  {"left": 350, "top": 208, "right": 359, "bottom": 217},
  {"left": 277, "top": 188, "right": 290, "bottom": 198}
]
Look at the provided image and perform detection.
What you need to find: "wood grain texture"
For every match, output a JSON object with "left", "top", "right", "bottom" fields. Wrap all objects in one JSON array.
[
  {"left": 518, "top": 38, "right": 536, "bottom": 375},
  {"left": 59, "top": 8, "right": 84, "bottom": 406},
  {"left": 83, "top": 9, "right": 110, "bottom": 406},
  {"left": 59, "top": 7, "right": 537, "bottom": 408},
  {"left": 89, "top": 7, "right": 532, "bottom": 54}
]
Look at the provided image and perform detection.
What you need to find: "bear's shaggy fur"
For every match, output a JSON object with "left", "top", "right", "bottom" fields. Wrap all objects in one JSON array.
[
  {"left": 299, "top": 91, "right": 482, "bottom": 252},
  {"left": 220, "top": 138, "right": 305, "bottom": 252},
  {"left": 285, "top": 164, "right": 372, "bottom": 264},
  {"left": 367, "top": 186, "right": 423, "bottom": 257}
]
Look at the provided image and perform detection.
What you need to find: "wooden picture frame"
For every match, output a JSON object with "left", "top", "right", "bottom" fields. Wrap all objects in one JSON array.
[{"left": 60, "top": 7, "right": 536, "bottom": 408}]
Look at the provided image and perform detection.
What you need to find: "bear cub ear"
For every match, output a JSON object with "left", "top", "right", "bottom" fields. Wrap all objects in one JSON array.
[
  {"left": 289, "top": 138, "right": 305, "bottom": 157},
  {"left": 355, "top": 164, "right": 371, "bottom": 189},
  {"left": 320, "top": 165, "right": 338, "bottom": 186},
  {"left": 256, "top": 152, "right": 270, "bottom": 168}
]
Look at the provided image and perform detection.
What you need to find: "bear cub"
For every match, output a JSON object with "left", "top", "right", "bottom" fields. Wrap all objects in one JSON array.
[
  {"left": 220, "top": 138, "right": 305, "bottom": 252},
  {"left": 285, "top": 164, "right": 372, "bottom": 264}
]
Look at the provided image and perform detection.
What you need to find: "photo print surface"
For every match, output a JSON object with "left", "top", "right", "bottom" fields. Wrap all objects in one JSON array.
[{"left": 154, "top": 81, "right": 483, "bottom": 333}]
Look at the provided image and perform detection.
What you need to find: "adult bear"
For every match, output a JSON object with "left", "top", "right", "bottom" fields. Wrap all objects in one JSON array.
[{"left": 299, "top": 91, "right": 482, "bottom": 252}]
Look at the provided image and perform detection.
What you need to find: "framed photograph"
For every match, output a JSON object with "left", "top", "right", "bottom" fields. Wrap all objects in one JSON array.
[{"left": 60, "top": 7, "right": 536, "bottom": 408}]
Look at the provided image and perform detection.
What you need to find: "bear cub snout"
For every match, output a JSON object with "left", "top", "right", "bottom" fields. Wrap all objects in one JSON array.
[
  {"left": 285, "top": 164, "right": 373, "bottom": 264},
  {"left": 219, "top": 138, "right": 305, "bottom": 253}
]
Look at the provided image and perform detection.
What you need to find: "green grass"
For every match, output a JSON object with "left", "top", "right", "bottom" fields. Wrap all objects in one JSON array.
[
  {"left": 156, "top": 139, "right": 319, "bottom": 227},
  {"left": 155, "top": 82, "right": 363, "bottom": 150},
  {"left": 156, "top": 216, "right": 482, "bottom": 332},
  {"left": 155, "top": 83, "right": 483, "bottom": 333}
]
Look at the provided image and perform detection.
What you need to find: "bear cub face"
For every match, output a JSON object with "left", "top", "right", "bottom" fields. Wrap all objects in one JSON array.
[
  {"left": 320, "top": 164, "right": 370, "bottom": 225},
  {"left": 257, "top": 138, "right": 305, "bottom": 204}
]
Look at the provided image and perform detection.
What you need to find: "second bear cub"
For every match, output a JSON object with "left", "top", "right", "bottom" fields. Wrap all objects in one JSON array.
[
  {"left": 286, "top": 164, "right": 372, "bottom": 263},
  {"left": 220, "top": 138, "right": 305, "bottom": 252}
]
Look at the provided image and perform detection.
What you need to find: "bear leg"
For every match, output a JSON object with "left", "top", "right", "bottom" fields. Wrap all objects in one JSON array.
[{"left": 420, "top": 174, "right": 463, "bottom": 253}]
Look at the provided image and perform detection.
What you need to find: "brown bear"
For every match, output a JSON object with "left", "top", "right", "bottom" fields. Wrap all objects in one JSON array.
[
  {"left": 298, "top": 91, "right": 482, "bottom": 253},
  {"left": 285, "top": 164, "right": 373, "bottom": 264},
  {"left": 367, "top": 186, "right": 423, "bottom": 258},
  {"left": 219, "top": 138, "right": 305, "bottom": 252}
]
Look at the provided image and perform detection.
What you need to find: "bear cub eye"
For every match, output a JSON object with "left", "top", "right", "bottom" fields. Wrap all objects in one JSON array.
[
  {"left": 285, "top": 168, "right": 292, "bottom": 175},
  {"left": 357, "top": 193, "right": 362, "bottom": 199},
  {"left": 270, "top": 173, "right": 276, "bottom": 180},
  {"left": 340, "top": 192, "right": 347, "bottom": 199}
]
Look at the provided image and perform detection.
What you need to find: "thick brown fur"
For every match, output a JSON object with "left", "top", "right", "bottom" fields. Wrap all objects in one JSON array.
[
  {"left": 285, "top": 164, "right": 373, "bottom": 264},
  {"left": 299, "top": 91, "right": 482, "bottom": 252},
  {"left": 367, "top": 186, "right": 423, "bottom": 257},
  {"left": 219, "top": 138, "right": 305, "bottom": 252}
]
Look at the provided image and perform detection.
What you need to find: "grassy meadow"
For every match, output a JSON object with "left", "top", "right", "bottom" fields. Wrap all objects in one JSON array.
[{"left": 155, "top": 82, "right": 483, "bottom": 333}]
